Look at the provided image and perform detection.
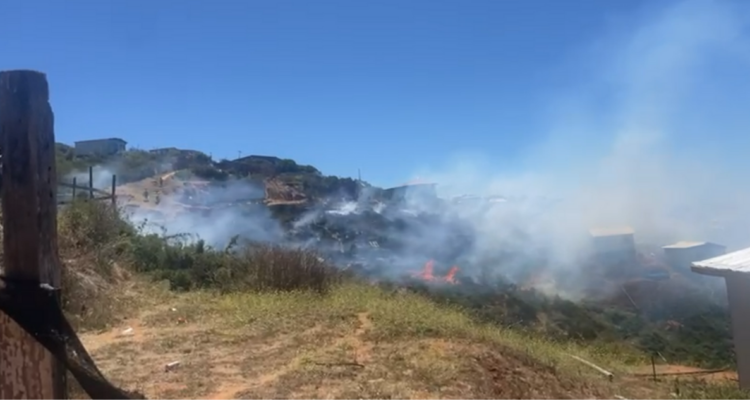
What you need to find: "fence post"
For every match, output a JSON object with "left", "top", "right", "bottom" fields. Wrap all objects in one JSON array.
[
  {"left": 0, "top": 70, "right": 66, "bottom": 398},
  {"left": 88, "top": 165, "right": 94, "bottom": 199},
  {"left": 111, "top": 174, "right": 117, "bottom": 209}
]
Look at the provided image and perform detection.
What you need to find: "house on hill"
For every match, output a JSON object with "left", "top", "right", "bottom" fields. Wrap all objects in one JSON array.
[
  {"left": 74, "top": 138, "right": 127, "bottom": 156},
  {"left": 692, "top": 247, "right": 750, "bottom": 389},
  {"left": 382, "top": 182, "right": 438, "bottom": 205},
  {"left": 663, "top": 241, "right": 726, "bottom": 272},
  {"left": 149, "top": 147, "right": 179, "bottom": 155},
  {"left": 589, "top": 226, "right": 636, "bottom": 263}
]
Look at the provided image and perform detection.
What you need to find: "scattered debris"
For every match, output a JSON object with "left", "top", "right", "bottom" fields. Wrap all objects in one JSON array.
[
  {"left": 165, "top": 361, "right": 181, "bottom": 372},
  {"left": 568, "top": 354, "right": 614, "bottom": 381}
]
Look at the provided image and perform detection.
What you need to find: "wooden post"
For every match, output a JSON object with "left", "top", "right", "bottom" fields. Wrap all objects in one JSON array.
[
  {"left": 88, "top": 165, "right": 93, "bottom": 200},
  {"left": 111, "top": 174, "right": 117, "bottom": 208},
  {"left": 71, "top": 176, "right": 77, "bottom": 201},
  {"left": 0, "top": 70, "right": 66, "bottom": 399}
]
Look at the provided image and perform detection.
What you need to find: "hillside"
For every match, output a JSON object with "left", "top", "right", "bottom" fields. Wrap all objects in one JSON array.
[
  {"left": 77, "top": 280, "right": 730, "bottom": 400},
  {"left": 56, "top": 144, "right": 365, "bottom": 206},
  {"left": 49, "top": 144, "right": 747, "bottom": 399}
]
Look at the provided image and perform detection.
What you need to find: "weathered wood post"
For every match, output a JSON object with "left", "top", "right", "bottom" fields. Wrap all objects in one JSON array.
[
  {"left": 72, "top": 176, "right": 77, "bottom": 200},
  {"left": 111, "top": 174, "right": 117, "bottom": 209},
  {"left": 0, "top": 70, "right": 66, "bottom": 398},
  {"left": 88, "top": 165, "right": 94, "bottom": 199}
]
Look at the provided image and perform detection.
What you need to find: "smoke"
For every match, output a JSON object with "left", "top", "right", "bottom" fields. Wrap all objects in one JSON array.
[
  {"left": 65, "top": 0, "right": 750, "bottom": 301},
  {"left": 61, "top": 166, "right": 118, "bottom": 203},
  {"left": 65, "top": 167, "right": 117, "bottom": 194},
  {"left": 122, "top": 177, "right": 285, "bottom": 248},
  {"left": 400, "top": 0, "right": 750, "bottom": 289}
]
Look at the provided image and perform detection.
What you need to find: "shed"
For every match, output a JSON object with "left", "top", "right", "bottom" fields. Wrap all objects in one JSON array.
[
  {"left": 692, "top": 247, "right": 750, "bottom": 389},
  {"left": 663, "top": 241, "right": 726, "bottom": 271},
  {"left": 149, "top": 147, "right": 179, "bottom": 155},
  {"left": 74, "top": 138, "right": 127, "bottom": 156},
  {"left": 382, "top": 182, "right": 438, "bottom": 204},
  {"left": 589, "top": 226, "right": 636, "bottom": 262}
]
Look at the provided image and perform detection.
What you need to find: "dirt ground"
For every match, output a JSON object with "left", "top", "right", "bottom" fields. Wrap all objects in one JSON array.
[{"left": 68, "top": 283, "right": 740, "bottom": 400}]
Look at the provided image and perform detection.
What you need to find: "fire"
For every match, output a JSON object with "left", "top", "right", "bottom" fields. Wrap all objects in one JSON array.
[
  {"left": 414, "top": 260, "right": 435, "bottom": 280},
  {"left": 411, "top": 260, "right": 460, "bottom": 285},
  {"left": 444, "top": 266, "right": 459, "bottom": 284}
]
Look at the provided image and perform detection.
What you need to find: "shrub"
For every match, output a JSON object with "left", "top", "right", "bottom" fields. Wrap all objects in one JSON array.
[
  {"left": 58, "top": 200, "right": 134, "bottom": 253},
  {"left": 230, "top": 243, "right": 342, "bottom": 293},
  {"left": 57, "top": 200, "right": 135, "bottom": 329},
  {"left": 129, "top": 233, "right": 341, "bottom": 293},
  {"left": 191, "top": 165, "right": 229, "bottom": 181},
  {"left": 53, "top": 196, "right": 343, "bottom": 333}
]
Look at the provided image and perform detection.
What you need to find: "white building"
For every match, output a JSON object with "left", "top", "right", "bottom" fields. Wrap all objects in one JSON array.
[
  {"left": 663, "top": 241, "right": 726, "bottom": 271},
  {"left": 692, "top": 247, "right": 750, "bottom": 389},
  {"left": 74, "top": 138, "right": 127, "bottom": 156},
  {"left": 589, "top": 226, "right": 636, "bottom": 261}
]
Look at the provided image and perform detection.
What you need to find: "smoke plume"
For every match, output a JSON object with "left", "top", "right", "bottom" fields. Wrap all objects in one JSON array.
[{"left": 406, "top": 0, "right": 750, "bottom": 285}]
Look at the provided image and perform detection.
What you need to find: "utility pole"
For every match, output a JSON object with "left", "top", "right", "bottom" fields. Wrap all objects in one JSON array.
[{"left": 0, "top": 69, "right": 66, "bottom": 399}]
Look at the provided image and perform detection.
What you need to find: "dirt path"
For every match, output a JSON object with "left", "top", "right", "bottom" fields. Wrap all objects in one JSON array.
[
  {"left": 79, "top": 304, "right": 376, "bottom": 400},
  {"left": 351, "top": 312, "right": 374, "bottom": 364},
  {"left": 633, "top": 364, "right": 737, "bottom": 382}
]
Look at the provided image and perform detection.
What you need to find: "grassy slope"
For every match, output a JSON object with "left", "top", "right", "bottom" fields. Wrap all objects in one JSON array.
[{"left": 69, "top": 276, "right": 744, "bottom": 400}]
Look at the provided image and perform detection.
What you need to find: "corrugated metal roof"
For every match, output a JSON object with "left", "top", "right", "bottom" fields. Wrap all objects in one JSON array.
[
  {"left": 663, "top": 241, "right": 706, "bottom": 249},
  {"left": 691, "top": 246, "right": 750, "bottom": 276},
  {"left": 589, "top": 226, "right": 635, "bottom": 237},
  {"left": 385, "top": 182, "right": 437, "bottom": 191},
  {"left": 74, "top": 137, "right": 127, "bottom": 144},
  {"left": 663, "top": 241, "right": 725, "bottom": 250}
]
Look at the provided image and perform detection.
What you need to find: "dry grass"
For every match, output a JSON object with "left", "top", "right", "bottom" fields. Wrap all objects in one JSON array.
[
  {"left": 51, "top": 199, "right": 748, "bottom": 399},
  {"left": 65, "top": 281, "right": 744, "bottom": 399}
]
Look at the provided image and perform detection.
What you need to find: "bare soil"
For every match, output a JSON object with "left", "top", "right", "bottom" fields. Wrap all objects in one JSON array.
[{"left": 67, "top": 287, "right": 732, "bottom": 400}]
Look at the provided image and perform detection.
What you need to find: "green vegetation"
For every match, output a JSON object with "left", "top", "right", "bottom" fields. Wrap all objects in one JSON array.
[
  {"left": 55, "top": 144, "right": 365, "bottom": 203},
  {"left": 406, "top": 279, "right": 733, "bottom": 370},
  {"left": 54, "top": 198, "right": 748, "bottom": 399},
  {"left": 56, "top": 144, "right": 215, "bottom": 185},
  {"left": 49, "top": 142, "right": 744, "bottom": 398}
]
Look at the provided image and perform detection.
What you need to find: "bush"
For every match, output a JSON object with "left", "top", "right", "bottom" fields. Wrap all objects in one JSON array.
[
  {"left": 58, "top": 200, "right": 134, "bottom": 253},
  {"left": 231, "top": 243, "right": 342, "bottom": 293},
  {"left": 191, "top": 165, "right": 229, "bottom": 181},
  {"left": 56, "top": 195, "right": 342, "bottom": 295},
  {"left": 57, "top": 200, "right": 135, "bottom": 329},
  {"left": 53, "top": 196, "right": 343, "bottom": 332},
  {"left": 129, "top": 233, "right": 341, "bottom": 294}
]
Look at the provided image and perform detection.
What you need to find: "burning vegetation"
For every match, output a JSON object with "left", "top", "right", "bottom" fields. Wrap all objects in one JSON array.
[
  {"left": 60, "top": 144, "right": 735, "bottom": 372},
  {"left": 411, "top": 260, "right": 460, "bottom": 285}
]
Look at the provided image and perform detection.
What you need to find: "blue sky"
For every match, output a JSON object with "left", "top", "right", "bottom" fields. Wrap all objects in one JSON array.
[{"left": 3, "top": 0, "right": 750, "bottom": 190}]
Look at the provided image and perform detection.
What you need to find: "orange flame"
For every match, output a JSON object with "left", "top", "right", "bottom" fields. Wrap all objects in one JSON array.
[
  {"left": 444, "top": 266, "right": 459, "bottom": 284},
  {"left": 413, "top": 260, "right": 436, "bottom": 281},
  {"left": 411, "top": 260, "right": 460, "bottom": 284}
]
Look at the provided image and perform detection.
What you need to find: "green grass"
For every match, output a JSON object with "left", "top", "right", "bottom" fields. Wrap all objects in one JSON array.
[
  {"left": 81, "top": 278, "right": 750, "bottom": 399},
  {"left": 150, "top": 282, "right": 647, "bottom": 375},
  {"left": 674, "top": 381, "right": 750, "bottom": 399},
  {"left": 54, "top": 187, "right": 749, "bottom": 399}
]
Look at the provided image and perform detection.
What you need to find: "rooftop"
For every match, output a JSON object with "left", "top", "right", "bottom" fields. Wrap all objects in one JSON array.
[
  {"left": 74, "top": 137, "right": 127, "bottom": 144},
  {"left": 589, "top": 226, "right": 635, "bottom": 237},
  {"left": 385, "top": 182, "right": 438, "bottom": 191},
  {"left": 692, "top": 246, "right": 750, "bottom": 276},
  {"left": 663, "top": 241, "right": 709, "bottom": 249}
]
